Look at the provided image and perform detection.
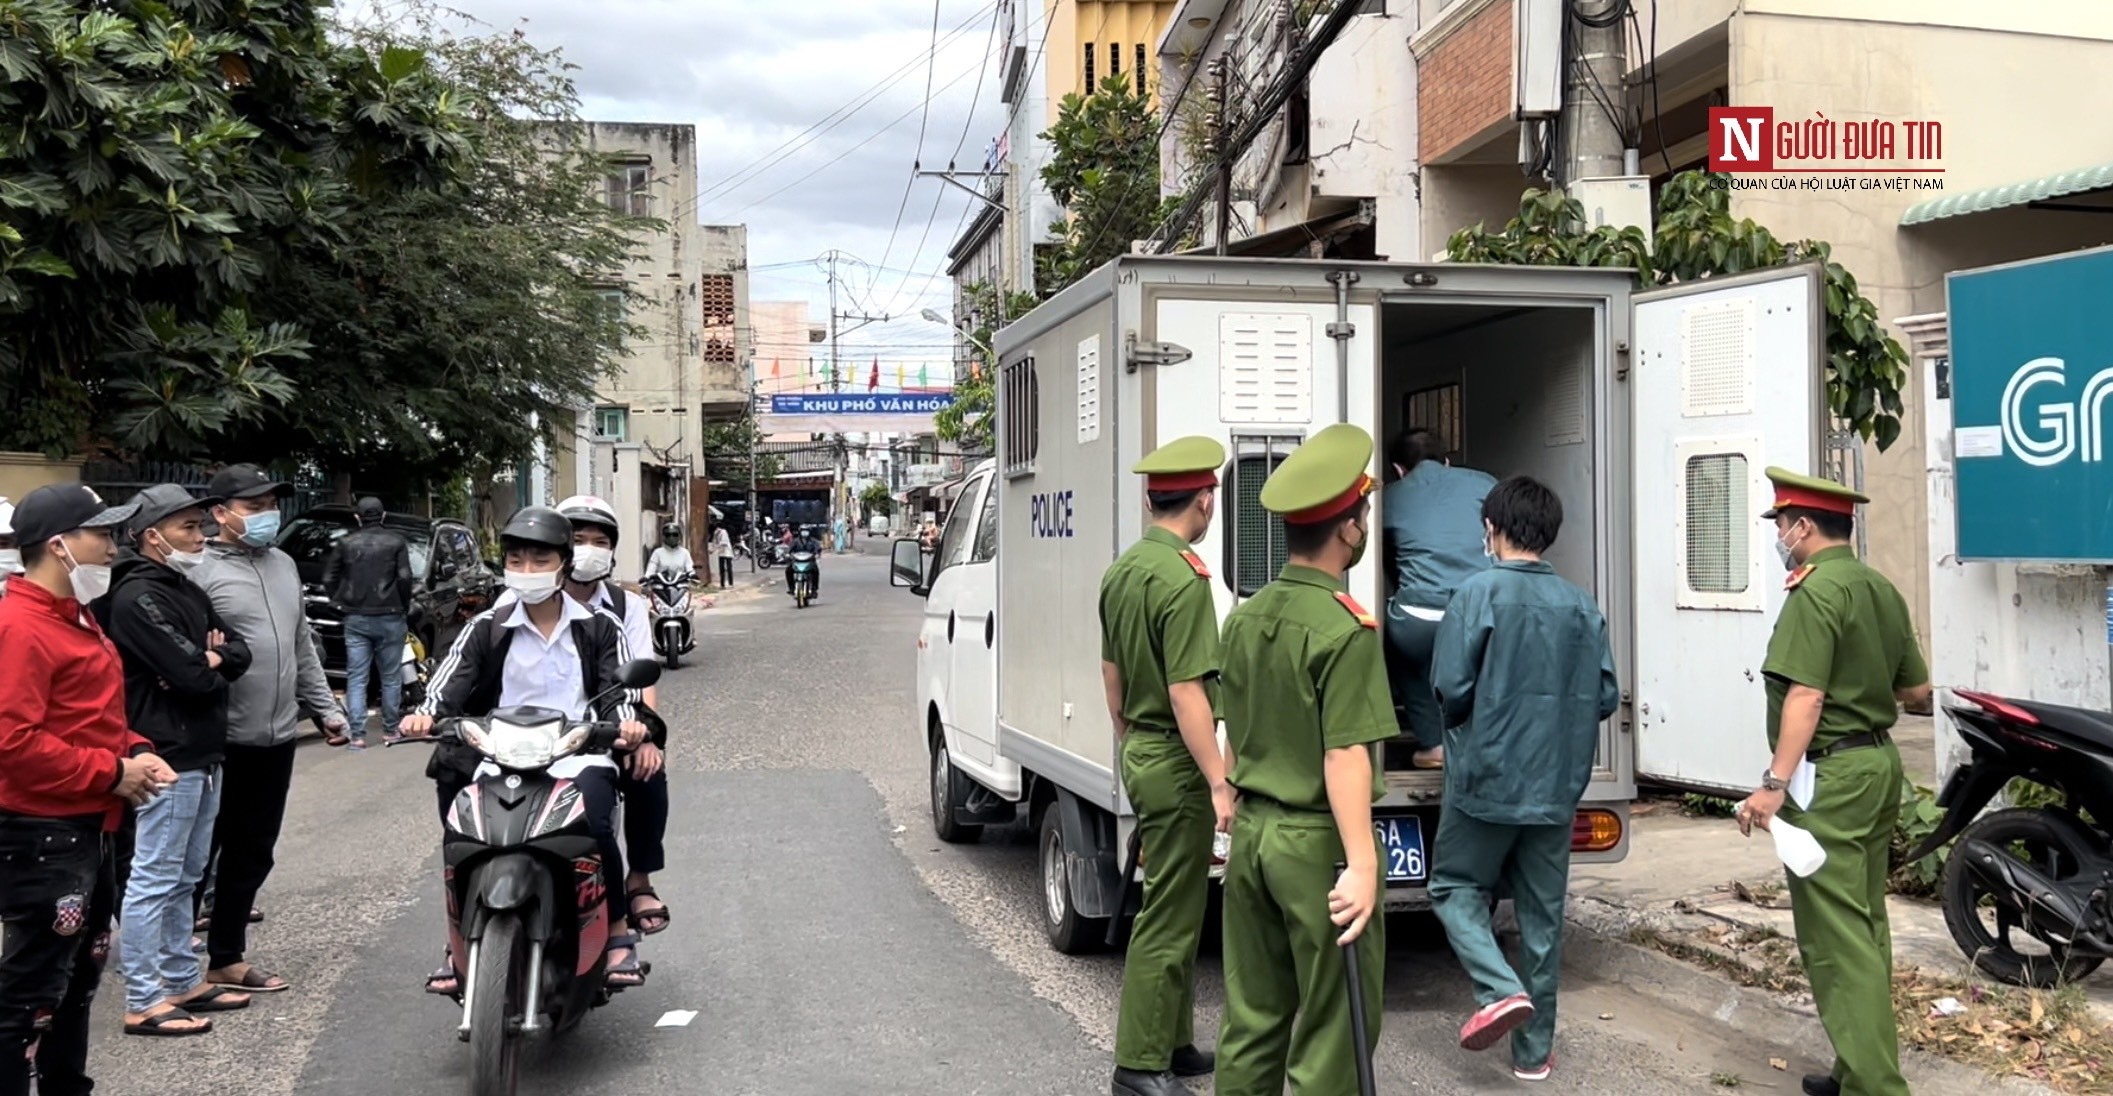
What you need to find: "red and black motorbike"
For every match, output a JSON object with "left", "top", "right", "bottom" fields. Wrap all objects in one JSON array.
[
  {"left": 1905, "top": 689, "right": 2113, "bottom": 988},
  {"left": 405, "top": 659, "right": 660, "bottom": 1096}
]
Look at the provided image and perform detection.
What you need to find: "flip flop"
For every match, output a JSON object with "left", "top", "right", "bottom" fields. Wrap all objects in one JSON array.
[
  {"left": 125, "top": 1007, "right": 211, "bottom": 1037},
  {"left": 627, "top": 888, "right": 672, "bottom": 936},
  {"left": 208, "top": 966, "right": 289, "bottom": 993},
  {"left": 178, "top": 985, "right": 251, "bottom": 1013},
  {"left": 604, "top": 935, "right": 647, "bottom": 989}
]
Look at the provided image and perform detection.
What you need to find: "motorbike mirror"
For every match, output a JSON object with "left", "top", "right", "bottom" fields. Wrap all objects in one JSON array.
[
  {"left": 890, "top": 538, "right": 927, "bottom": 594},
  {"left": 617, "top": 659, "right": 663, "bottom": 689}
]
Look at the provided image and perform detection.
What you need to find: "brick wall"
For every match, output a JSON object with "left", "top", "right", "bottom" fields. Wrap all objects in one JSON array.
[{"left": 1419, "top": 0, "right": 1515, "bottom": 163}]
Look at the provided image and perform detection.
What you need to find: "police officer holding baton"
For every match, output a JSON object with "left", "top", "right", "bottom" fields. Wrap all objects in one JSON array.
[{"left": 1102, "top": 435, "right": 1230, "bottom": 1096}]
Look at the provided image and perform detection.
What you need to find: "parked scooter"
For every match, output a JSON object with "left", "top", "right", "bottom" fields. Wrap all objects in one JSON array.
[
  {"left": 398, "top": 659, "right": 661, "bottom": 1096},
  {"left": 1904, "top": 689, "right": 2113, "bottom": 987},
  {"left": 643, "top": 572, "right": 694, "bottom": 669},
  {"left": 788, "top": 550, "right": 818, "bottom": 609}
]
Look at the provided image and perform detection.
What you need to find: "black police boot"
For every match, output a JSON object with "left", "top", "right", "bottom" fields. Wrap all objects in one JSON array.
[
  {"left": 1802, "top": 1075, "right": 1841, "bottom": 1096},
  {"left": 1110, "top": 1067, "right": 1186, "bottom": 1096},
  {"left": 1170, "top": 1045, "right": 1215, "bottom": 1077}
]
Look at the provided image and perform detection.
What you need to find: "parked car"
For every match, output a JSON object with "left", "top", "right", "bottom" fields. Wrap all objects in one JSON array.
[{"left": 276, "top": 506, "right": 496, "bottom": 707}]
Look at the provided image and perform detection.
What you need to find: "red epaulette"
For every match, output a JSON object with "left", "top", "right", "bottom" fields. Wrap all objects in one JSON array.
[
  {"left": 1333, "top": 591, "right": 1378, "bottom": 629},
  {"left": 1785, "top": 564, "right": 1814, "bottom": 591},
  {"left": 1179, "top": 550, "right": 1211, "bottom": 579}
]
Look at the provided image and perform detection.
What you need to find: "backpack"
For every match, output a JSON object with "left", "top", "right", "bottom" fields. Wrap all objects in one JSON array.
[{"left": 426, "top": 612, "right": 615, "bottom": 783}]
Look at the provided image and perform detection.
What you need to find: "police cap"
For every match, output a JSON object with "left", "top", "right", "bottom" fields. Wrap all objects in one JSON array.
[
  {"left": 1260, "top": 424, "right": 1376, "bottom": 525},
  {"left": 1760, "top": 466, "right": 1868, "bottom": 519},
  {"left": 1133, "top": 435, "right": 1227, "bottom": 492}
]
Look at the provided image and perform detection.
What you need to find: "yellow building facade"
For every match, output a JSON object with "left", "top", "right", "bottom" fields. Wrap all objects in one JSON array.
[{"left": 1044, "top": 0, "right": 1178, "bottom": 117}]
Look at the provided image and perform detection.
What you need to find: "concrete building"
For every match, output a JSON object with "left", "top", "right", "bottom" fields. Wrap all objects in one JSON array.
[
  {"left": 751, "top": 300, "right": 829, "bottom": 400},
  {"left": 1155, "top": 0, "right": 2113, "bottom": 644}
]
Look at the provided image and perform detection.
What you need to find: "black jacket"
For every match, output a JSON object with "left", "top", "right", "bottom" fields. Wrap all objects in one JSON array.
[
  {"left": 93, "top": 553, "right": 253, "bottom": 771},
  {"left": 323, "top": 523, "right": 414, "bottom": 616}
]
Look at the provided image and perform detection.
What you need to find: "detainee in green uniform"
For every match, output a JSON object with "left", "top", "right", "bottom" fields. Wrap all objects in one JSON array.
[
  {"left": 1737, "top": 468, "right": 1932, "bottom": 1096},
  {"left": 1101, "top": 435, "right": 1233, "bottom": 1096},
  {"left": 1215, "top": 423, "right": 1394, "bottom": 1096}
]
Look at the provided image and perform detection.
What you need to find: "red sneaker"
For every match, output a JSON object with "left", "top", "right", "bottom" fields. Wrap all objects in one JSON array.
[
  {"left": 1513, "top": 1053, "right": 1555, "bottom": 1082},
  {"left": 1459, "top": 993, "right": 1534, "bottom": 1051}
]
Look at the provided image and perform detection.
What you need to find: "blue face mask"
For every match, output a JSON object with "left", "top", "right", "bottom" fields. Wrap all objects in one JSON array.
[{"left": 236, "top": 509, "right": 281, "bottom": 547}]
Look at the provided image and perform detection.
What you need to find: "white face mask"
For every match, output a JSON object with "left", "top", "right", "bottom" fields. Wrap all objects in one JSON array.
[
  {"left": 504, "top": 568, "right": 562, "bottom": 604},
  {"left": 0, "top": 548, "right": 19, "bottom": 575},
  {"left": 570, "top": 544, "right": 615, "bottom": 583},
  {"left": 149, "top": 530, "right": 205, "bottom": 572},
  {"left": 58, "top": 541, "right": 112, "bottom": 603},
  {"left": 1776, "top": 524, "right": 1807, "bottom": 571}
]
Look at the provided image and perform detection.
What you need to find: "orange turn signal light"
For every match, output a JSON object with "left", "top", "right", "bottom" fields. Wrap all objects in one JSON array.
[{"left": 1571, "top": 809, "right": 1622, "bottom": 853}]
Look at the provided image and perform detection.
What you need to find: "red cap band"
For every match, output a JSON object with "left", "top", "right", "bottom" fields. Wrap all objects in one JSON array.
[
  {"left": 1145, "top": 470, "right": 1219, "bottom": 492},
  {"left": 1771, "top": 484, "right": 1856, "bottom": 516},
  {"left": 1284, "top": 473, "right": 1374, "bottom": 525}
]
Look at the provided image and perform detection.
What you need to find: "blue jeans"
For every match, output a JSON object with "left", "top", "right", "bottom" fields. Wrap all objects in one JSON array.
[
  {"left": 119, "top": 767, "right": 221, "bottom": 1012},
  {"left": 344, "top": 613, "right": 408, "bottom": 738}
]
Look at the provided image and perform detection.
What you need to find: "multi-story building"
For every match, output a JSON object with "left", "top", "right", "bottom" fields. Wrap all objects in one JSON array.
[{"left": 1153, "top": 0, "right": 2113, "bottom": 645}]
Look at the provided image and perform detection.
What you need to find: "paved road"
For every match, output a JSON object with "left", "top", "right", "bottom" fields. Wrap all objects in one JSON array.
[{"left": 86, "top": 550, "right": 1833, "bottom": 1095}]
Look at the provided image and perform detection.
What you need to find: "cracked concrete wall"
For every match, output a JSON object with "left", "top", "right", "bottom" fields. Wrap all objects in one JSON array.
[{"left": 1309, "top": 8, "right": 1421, "bottom": 259}]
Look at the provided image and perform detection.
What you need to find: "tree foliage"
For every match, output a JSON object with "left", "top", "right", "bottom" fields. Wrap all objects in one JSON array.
[
  {"left": 858, "top": 479, "right": 893, "bottom": 519},
  {"left": 933, "top": 282, "right": 1037, "bottom": 454},
  {"left": 1446, "top": 172, "right": 1910, "bottom": 451},
  {"left": 1036, "top": 73, "right": 1175, "bottom": 295},
  {"left": 699, "top": 415, "right": 782, "bottom": 494}
]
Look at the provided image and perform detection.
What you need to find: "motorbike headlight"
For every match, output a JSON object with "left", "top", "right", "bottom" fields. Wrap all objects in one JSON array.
[{"left": 480, "top": 720, "right": 565, "bottom": 770}]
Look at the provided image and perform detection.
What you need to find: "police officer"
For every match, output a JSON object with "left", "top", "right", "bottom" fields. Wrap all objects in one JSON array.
[
  {"left": 1102, "top": 436, "right": 1230, "bottom": 1096},
  {"left": 1215, "top": 423, "right": 1394, "bottom": 1096},
  {"left": 1738, "top": 468, "right": 1930, "bottom": 1096}
]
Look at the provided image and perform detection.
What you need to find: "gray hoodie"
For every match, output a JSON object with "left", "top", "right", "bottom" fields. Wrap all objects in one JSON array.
[{"left": 192, "top": 539, "right": 343, "bottom": 747}]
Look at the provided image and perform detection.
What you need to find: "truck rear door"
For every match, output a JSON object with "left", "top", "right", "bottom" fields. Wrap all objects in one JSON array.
[{"left": 1629, "top": 264, "right": 1826, "bottom": 793}]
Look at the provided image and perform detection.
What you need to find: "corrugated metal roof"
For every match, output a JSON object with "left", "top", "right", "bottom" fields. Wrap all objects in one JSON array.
[{"left": 1900, "top": 162, "right": 2113, "bottom": 226}]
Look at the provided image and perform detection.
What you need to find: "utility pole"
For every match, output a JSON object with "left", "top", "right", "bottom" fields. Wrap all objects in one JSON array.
[
  {"left": 746, "top": 372, "right": 759, "bottom": 572},
  {"left": 1561, "top": 0, "right": 1630, "bottom": 187},
  {"left": 821, "top": 250, "right": 888, "bottom": 540}
]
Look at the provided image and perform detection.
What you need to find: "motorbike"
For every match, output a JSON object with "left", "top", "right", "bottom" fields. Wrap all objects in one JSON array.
[
  {"left": 402, "top": 630, "right": 431, "bottom": 709},
  {"left": 397, "top": 659, "right": 662, "bottom": 1096},
  {"left": 788, "top": 550, "right": 818, "bottom": 609},
  {"left": 1904, "top": 689, "right": 2113, "bottom": 987},
  {"left": 643, "top": 572, "right": 694, "bottom": 669}
]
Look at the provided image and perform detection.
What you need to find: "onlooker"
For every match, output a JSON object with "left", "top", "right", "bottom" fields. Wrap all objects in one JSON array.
[
  {"left": 0, "top": 496, "right": 19, "bottom": 598},
  {"left": 647, "top": 522, "right": 693, "bottom": 581},
  {"left": 96, "top": 485, "right": 256, "bottom": 1036},
  {"left": 189, "top": 464, "right": 348, "bottom": 994},
  {"left": 1427, "top": 476, "right": 1620, "bottom": 1082},
  {"left": 1380, "top": 428, "right": 1497, "bottom": 770},
  {"left": 0, "top": 484, "right": 176, "bottom": 1092},
  {"left": 710, "top": 523, "right": 734, "bottom": 588},
  {"left": 322, "top": 496, "right": 413, "bottom": 748}
]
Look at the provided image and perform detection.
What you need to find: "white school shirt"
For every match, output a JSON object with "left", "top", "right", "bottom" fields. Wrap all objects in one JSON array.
[
  {"left": 481, "top": 591, "right": 616, "bottom": 780},
  {"left": 583, "top": 583, "right": 651, "bottom": 662}
]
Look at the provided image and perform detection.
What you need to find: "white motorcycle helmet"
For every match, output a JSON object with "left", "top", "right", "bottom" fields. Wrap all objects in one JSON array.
[
  {"left": 0, "top": 497, "right": 20, "bottom": 576},
  {"left": 554, "top": 494, "right": 622, "bottom": 582}
]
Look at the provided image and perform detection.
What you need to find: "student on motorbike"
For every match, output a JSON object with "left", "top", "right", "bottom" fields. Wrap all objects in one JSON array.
[
  {"left": 555, "top": 496, "right": 673, "bottom": 938},
  {"left": 400, "top": 506, "right": 654, "bottom": 994},
  {"left": 785, "top": 524, "right": 823, "bottom": 597}
]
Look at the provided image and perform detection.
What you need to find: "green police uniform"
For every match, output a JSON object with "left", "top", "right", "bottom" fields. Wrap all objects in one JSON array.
[
  {"left": 1760, "top": 468, "right": 1926, "bottom": 1096},
  {"left": 1215, "top": 424, "right": 1393, "bottom": 1096},
  {"left": 1104, "top": 435, "right": 1228, "bottom": 1081}
]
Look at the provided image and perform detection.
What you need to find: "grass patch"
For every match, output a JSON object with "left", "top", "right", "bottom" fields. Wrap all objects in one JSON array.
[
  {"left": 1682, "top": 793, "right": 1741, "bottom": 819},
  {"left": 1894, "top": 970, "right": 2113, "bottom": 1094}
]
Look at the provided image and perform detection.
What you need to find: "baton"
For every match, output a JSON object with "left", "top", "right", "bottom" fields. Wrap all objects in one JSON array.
[
  {"left": 1106, "top": 824, "right": 1144, "bottom": 948},
  {"left": 1335, "top": 861, "right": 1379, "bottom": 1096}
]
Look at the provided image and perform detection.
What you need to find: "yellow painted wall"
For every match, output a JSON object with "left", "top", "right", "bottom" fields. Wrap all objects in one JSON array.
[{"left": 1045, "top": 0, "right": 1177, "bottom": 122}]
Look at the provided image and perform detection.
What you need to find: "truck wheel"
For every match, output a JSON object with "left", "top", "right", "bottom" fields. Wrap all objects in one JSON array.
[
  {"left": 929, "top": 737, "right": 983, "bottom": 844},
  {"left": 1039, "top": 806, "right": 1108, "bottom": 955}
]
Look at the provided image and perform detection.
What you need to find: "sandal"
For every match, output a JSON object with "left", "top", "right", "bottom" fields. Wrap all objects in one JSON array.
[
  {"left": 326, "top": 732, "right": 351, "bottom": 747},
  {"left": 605, "top": 935, "right": 647, "bottom": 989},
  {"left": 628, "top": 888, "right": 672, "bottom": 936},
  {"left": 426, "top": 956, "right": 460, "bottom": 997},
  {"left": 177, "top": 984, "right": 251, "bottom": 1013},
  {"left": 125, "top": 1006, "right": 211, "bottom": 1037},
  {"left": 207, "top": 964, "right": 289, "bottom": 993}
]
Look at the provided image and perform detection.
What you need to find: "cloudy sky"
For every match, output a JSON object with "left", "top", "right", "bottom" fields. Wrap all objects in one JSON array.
[{"left": 377, "top": 0, "right": 1015, "bottom": 376}]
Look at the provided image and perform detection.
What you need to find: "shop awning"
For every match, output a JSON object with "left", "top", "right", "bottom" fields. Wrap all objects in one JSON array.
[{"left": 1900, "top": 161, "right": 2113, "bottom": 226}]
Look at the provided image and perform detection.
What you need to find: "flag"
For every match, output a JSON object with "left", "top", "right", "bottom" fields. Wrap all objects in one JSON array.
[
  {"left": 970, "top": 359, "right": 982, "bottom": 382},
  {"left": 895, "top": 364, "right": 905, "bottom": 390},
  {"left": 868, "top": 360, "right": 880, "bottom": 392},
  {"left": 806, "top": 357, "right": 815, "bottom": 378},
  {"left": 771, "top": 358, "right": 781, "bottom": 377},
  {"left": 917, "top": 363, "right": 928, "bottom": 387}
]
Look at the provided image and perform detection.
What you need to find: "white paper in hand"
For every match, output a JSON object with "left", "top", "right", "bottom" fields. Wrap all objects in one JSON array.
[
  {"left": 1787, "top": 759, "right": 1817, "bottom": 812},
  {"left": 1770, "top": 818, "right": 1827, "bottom": 878}
]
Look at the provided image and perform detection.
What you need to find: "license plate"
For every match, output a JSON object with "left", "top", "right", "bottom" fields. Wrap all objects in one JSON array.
[{"left": 1375, "top": 816, "right": 1427, "bottom": 884}]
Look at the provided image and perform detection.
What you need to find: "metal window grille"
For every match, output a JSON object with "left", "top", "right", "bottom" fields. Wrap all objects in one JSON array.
[
  {"left": 1403, "top": 383, "right": 1463, "bottom": 453},
  {"left": 1135, "top": 44, "right": 1147, "bottom": 95},
  {"left": 1108, "top": 43, "right": 1120, "bottom": 81},
  {"left": 604, "top": 164, "right": 650, "bottom": 217},
  {"left": 1083, "top": 43, "right": 1095, "bottom": 90},
  {"left": 1001, "top": 357, "right": 1039, "bottom": 478},
  {"left": 1223, "top": 436, "right": 1301, "bottom": 597},
  {"left": 1683, "top": 453, "right": 1748, "bottom": 594},
  {"left": 1822, "top": 424, "right": 1869, "bottom": 558}
]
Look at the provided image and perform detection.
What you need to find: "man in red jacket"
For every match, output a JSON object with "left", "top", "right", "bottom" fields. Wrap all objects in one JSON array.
[{"left": 0, "top": 483, "right": 176, "bottom": 1096}]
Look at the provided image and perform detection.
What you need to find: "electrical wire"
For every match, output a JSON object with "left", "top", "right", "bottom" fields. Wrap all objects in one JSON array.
[
  {"left": 881, "top": 0, "right": 1005, "bottom": 317},
  {"left": 871, "top": 0, "right": 949, "bottom": 288}
]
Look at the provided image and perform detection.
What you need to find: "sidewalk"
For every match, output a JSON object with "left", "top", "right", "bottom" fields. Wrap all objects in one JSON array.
[{"left": 1565, "top": 793, "right": 2113, "bottom": 1094}]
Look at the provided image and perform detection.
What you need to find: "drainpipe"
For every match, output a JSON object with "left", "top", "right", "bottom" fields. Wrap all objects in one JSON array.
[{"left": 1327, "top": 269, "right": 1359, "bottom": 421}]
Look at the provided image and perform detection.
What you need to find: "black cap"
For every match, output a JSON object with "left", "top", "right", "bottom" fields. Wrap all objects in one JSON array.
[
  {"left": 356, "top": 496, "right": 385, "bottom": 522},
  {"left": 206, "top": 463, "right": 293, "bottom": 502},
  {"left": 128, "top": 484, "right": 221, "bottom": 537},
  {"left": 11, "top": 483, "right": 141, "bottom": 546}
]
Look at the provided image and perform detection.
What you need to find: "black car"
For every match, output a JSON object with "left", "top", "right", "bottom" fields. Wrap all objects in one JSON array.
[{"left": 277, "top": 506, "right": 496, "bottom": 704}]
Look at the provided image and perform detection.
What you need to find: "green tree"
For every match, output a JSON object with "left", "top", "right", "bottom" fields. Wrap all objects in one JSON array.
[
  {"left": 1037, "top": 74, "right": 1176, "bottom": 294},
  {"left": 1446, "top": 173, "right": 1909, "bottom": 451},
  {"left": 858, "top": 480, "right": 894, "bottom": 520},
  {"left": 699, "top": 414, "right": 782, "bottom": 494},
  {"left": 933, "top": 282, "right": 1037, "bottom": 453}
]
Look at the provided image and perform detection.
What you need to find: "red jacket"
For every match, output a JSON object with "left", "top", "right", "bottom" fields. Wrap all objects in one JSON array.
[{"left": 0, "top": 579, "right": 150, "bottom": 830}]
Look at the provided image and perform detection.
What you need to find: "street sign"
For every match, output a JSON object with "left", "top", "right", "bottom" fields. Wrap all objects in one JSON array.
[
  {"left": 1947, "top": 245, "right": 2113, "bottom": 562},
  {"left": 769, "top": 393, "right": 953, "bottom": 415}
]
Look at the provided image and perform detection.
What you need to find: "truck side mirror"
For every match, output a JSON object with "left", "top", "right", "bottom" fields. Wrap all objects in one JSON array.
[{"left": 890, "top": 538, "right": 928, "bottom": 595}]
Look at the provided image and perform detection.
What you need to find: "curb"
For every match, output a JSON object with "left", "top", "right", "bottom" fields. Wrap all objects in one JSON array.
[{"left": 1561, "top": 897, "right": 2058, "bottom": 1095}]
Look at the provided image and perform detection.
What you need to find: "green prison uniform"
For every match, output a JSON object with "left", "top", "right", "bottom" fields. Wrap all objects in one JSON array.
[
  {"left": 1214, "top": 565, "right": 1395, "bottom": 1096},
  {"left": 1425, "top": 560, "right": 1621, "bottom": 1071},
  {"left": 1764, "top": 545, "right": 1927, "bottom": 1096},
  {"left": 1101, "top": 525, "right": 1223, "bottom": 1072}
]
